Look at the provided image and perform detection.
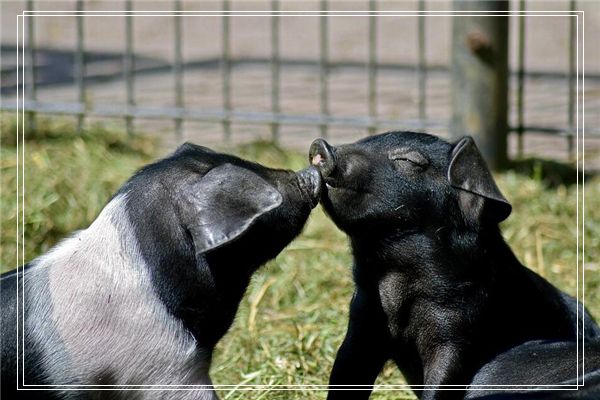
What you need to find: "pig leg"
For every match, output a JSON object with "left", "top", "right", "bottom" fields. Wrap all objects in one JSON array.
[
  {"left": 418, "top": 346, "right": 469, "bottom": 400},
  {"left": 327, "top": 290, "right": 390, "bottom": 400}
]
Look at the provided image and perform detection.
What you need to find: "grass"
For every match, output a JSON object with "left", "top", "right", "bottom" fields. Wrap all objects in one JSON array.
[
  {"left": 1, "top": 115, "right": 597, "bottom": 399},
  {"left": 0, "top": 116, "right": 157, "bottom": 271}
]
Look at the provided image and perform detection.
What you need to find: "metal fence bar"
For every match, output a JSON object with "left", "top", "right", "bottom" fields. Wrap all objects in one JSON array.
[
  {"left": 367, "top": 0, "right": 377, "bottom": 135},
  {"left": 75, "top": 0, "right": 85, "bottom": 134},
  {"left": 4, "top": 100, "right": 448, "bottom": 131},
  {"left": 124, "top": 0, "right": 135, "bottom": 136},
  {"left": 7, "top": 100, "right": 600, "bottom": 137},
  {"left": 319, "top": 0, "right": 329, "bottom": 139},
  {"left": 26, "top": 0, "right": 36, "bottom": 133},
  {"left": 173, "top": 0, "right": 183, "bottom": 140},
  {"left": 271, "top": 0, "right": 281, "bottom": 141},
  {"left": 516, "top": 0, "right": 526, "bottom": 157},
  {"left": 222, "top": 0, "right": 231, "bottom": 142},
  {"left": 417, "top": 0, "right": 426, "bottom": 129},
  {"left": 567, "top": 0, "right": 576, "bottom": 160}
]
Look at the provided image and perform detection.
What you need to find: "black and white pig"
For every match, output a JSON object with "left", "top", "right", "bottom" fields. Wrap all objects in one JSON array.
[{"left": 1, "top": 142, "right": 321, "bottom": 399}]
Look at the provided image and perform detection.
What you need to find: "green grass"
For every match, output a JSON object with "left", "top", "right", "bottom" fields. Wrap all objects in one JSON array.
[{"left": 1, "top": 116, "right": 597, "bottom": 399}]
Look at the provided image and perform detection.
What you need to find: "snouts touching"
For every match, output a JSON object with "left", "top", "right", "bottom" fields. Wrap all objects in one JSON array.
[
  {"left": 309, "top": 138, "right": 336, "bottom": 178},
  {"left": 296, "top": 166, "right": 322, "bottom": 208}
]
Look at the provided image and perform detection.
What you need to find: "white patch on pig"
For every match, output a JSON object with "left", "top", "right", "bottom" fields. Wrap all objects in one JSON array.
[{"left": 25, "top": 194, "right": 217, "bottom": 399}]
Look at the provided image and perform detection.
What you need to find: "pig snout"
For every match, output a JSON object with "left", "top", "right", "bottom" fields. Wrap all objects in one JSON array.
[
  {"left": 296, "top": 166, "right": 322, "bottom": 208},
  {"left": 309, "top": 138, "right": 336, "bottom": 178}
]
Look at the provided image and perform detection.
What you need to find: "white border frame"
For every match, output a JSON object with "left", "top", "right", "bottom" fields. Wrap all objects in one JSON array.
[{"left": 13, "top": 8, "right": 586, "bottom": 394}]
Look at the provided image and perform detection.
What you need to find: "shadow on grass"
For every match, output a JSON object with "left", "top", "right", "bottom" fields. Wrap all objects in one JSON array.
[{"left": 509, "top": 157, "right": 595, "bottom": 188}]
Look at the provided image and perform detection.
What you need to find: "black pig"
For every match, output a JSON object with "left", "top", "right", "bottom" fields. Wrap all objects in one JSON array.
[
  {"left": 309, "top": 131, "right": 599, "bottom": 400},
  {"left": 1, "top": 142, "right": 321, "bottom": 400}
]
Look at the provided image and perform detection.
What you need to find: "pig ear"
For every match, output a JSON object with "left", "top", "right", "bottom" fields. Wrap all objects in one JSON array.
[
  {"left": 179, "top": 164, "right": 283, "bottom": 254},
  {"left": 173, "top": 142, "right": 215, "bottom": 156},
  {"left": 447, "top": 136, "right": 512, "bottom": 224}
]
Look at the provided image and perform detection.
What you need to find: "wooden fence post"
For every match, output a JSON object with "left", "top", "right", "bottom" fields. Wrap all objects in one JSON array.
[{"left": 450, "top": 0, "right": 510, "bottom": 170}]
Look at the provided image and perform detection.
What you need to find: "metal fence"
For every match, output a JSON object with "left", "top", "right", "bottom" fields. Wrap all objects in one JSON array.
[{"left": 2, "top": 1, "right": 596, "bottom": 160}]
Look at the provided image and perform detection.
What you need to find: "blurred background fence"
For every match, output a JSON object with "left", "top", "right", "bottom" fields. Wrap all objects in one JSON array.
[{"left": 1, "top": 0, "right": 599, "bottom": 167}]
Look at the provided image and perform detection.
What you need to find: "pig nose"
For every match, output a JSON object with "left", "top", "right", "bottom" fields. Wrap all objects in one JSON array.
[
  {"left": 296, "top": 166, "right": 322, "bottom": 208},
  {"left": 309, "top": 138, "right": 336, "bottom": 177}
]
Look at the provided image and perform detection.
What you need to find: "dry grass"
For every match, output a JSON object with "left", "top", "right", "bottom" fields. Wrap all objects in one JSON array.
[{"left": 1, "top": 115, "right": 597, "bottom": 399}]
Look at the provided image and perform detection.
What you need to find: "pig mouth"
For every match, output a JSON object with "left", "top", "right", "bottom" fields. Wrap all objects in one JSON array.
[
  {"left": 321, "top": 175, "right": 368, "bottom": 196},
  {"left": 323, "top": 177, "right": 336, "bottom": 189}
]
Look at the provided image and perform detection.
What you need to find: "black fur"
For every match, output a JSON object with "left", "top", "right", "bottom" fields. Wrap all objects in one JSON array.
[
  {"left": 465, "top": 339, "right": 600, "bottom": 400},
  {"left": 1, "top": 142, "right": 321, "bottom": 399},
  {"left": 309, "top": 131, "right": 600, "bottom": 400}
]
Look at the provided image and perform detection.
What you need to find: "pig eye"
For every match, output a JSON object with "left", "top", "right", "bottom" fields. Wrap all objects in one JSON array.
[{"left": 389, "top": 148, "right": 429, "bottom": 169}]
